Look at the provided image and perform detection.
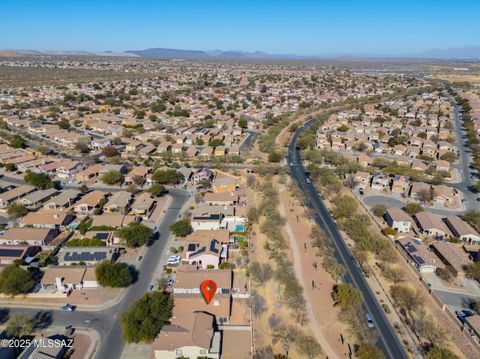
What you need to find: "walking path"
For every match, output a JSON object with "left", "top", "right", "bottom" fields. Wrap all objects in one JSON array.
[{"left": 278, "top": 189, "right": 348, "bottom": 359}]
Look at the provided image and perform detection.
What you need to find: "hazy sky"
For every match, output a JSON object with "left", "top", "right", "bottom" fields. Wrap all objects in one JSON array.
[{"left": 1, "top": 0, "right": 478, "bottom": 55}]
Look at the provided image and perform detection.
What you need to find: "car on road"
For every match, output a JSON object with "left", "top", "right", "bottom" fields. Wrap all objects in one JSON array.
[
  {"left": 167, "top": 255, "right": 181, "bottom": 265},
  {"left": 366, "top": 313, "right": 375, "bottom": 328},
  {"left": 306, "top": 178, "right": 311, "bottom": 184},
  {"left": 60, "top": 304, "right": 76, "bottom": 312},
  {"left": 456, "top": 309, "right": 474, "bottom": 323}
]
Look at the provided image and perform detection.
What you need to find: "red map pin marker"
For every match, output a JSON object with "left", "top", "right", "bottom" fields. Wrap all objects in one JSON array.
[{"left": 200, "top": 279, "right": 217, "bottom": 304}]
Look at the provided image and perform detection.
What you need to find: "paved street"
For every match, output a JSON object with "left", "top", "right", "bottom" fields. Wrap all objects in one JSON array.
[
  {"left": 2, "top": 189, "right": 190, "bottom": 359},
  {"left": 450, "top": 102, "right": 479, "bottom": 209},
  {"left": 239, "top": 129, "right": 259, "bottom": 151},
  {"left": 363, "top": 195, "right": 464, "bottom": 216},
  {"left": 433, "top": 288, "right": 480, "bottom": 313},
  {"left": 288, "top": 119, "right": 408, "bottom": 359}
]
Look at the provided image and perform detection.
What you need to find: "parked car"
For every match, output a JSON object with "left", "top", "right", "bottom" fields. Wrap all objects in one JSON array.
[
  {"left": 167, "top": 255, "right": 181, "bottom": 265},
  {"left": 456, "top": 309, "right": 474, "bottom": 323},
  {"left": 366, "top": 313, "right": 375, "bottom": 329},
  {"left": 137, "top": 255, "right": 143, "bottom": 261},
  {"left": 166, "top": 276, "right": 175, "bottom": 286},
  {"left": 60, "top": 304, "right": 76, "bottom": 312},
  {"left": 306, "top": 178, "right": 311, "bottom": 184},
  {"left": 147, "top": 284, "right": 155, "bottom": 292}
]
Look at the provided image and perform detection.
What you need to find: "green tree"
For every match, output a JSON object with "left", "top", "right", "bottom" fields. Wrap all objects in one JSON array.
[
  {"left": 151, "top": 169, "right": 184, "bottom": 185},
  {"left": 57, "top": 118, "right": 71, "bottom": 129},
  {"left": 238, "top": 117, "right": 248, "bottom": 128},
  {"left": 332, "top": 283, "right": 362, "bottom": 311},
  {"left": 66, "top": 238, "right": 105, "bottom": 247},
  {"left": 372, "top": 204, "right": 387, "bottom": 217},
  {"left": 296, "top": 335, "right": 322, "bottom": 359},
  {"left": 0, "top": 265, "right": 35, "bottom": 296},
  {"left": 79, "top": 184, "right": 89, "bottom": 193},
  {"left": 101, "top": 146, "right": 120, "bottom": 158},
  {"left": 120, "top": 291, "right": 173, "bottom": 343},
  {"left": 357, "top": 344, "right": 385, "bottom": 359},
  {"left": 426, "top": 347, "right": 459, "bottom": 359},
  {"left": 96, "top": 261, "right": 133, "bottom": 287},
  {"left": 247, "top": 206, "right": 260, "bottom": 224},
  {"left": 404, "top": 202, "right": 423, "bottom": 215},
  {"left": 7, "top": 203, "right": 28, "bottom": 217},
  {"left": 333, "top": 195, "right": 358, "bottom": 219},
  {"left": 101, "top": 170, "right": 124, "bottom": 185},
  {"left": 24, "top": 171, "right": 53, "bottom": 189},
  {"left": 170, "top": 219, "right": 193, "bottom": 237},
  {"left": 209, "top": 138, "right": 224, "bottom": 147},
  {"left": 10, "top": 135, "right": 26, "bottom": 149},
  {"left": 5, "top": 163, "right": 16, "bottom": 172},
  {"left": 474, "top": 181, "right": 480, "bottom": 193},
  {"left": 268, "top": 151, "right": 283, "bottom": 163},
  {"left": 148, "top": 183, "right": 167, "bottom": 197},
  {"left": 75, "top": 142, "right": 90, "bottom": 153},
  {"left": 466, "top": 261, "right": 480, "bottom": 281},
  {"left": 116, "top": 223, "right": 152, "bottom": 247},
  {"left": 5, "top": 313, "right": 34, "bottom": 338},
  {"left": 390, "top": 284, "right": 422, "bottom": 318},
  {"left": 250, "top": 262, "right": 273, "bottom": 284},
  {"left": 463, "top": 210, "right": 480, "bottom": 232}
]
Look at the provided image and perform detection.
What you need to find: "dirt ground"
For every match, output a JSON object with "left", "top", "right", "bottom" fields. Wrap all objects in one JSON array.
[
  {"left": 278, "top": 185, "right": 352, "bottom": 359},
  {"left": 249, "top": 176, "right": 351, "bottom": 358}
]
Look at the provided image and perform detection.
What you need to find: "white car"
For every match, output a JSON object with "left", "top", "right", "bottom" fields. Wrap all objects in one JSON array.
[
  {"left": 167, "top": 255, "right": 181, "bottom": 265},
  {"left": 366, "top": 313, "right": 375, "bottom": 329}
]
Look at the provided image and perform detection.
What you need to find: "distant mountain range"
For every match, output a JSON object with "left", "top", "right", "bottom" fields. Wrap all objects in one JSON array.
[
  {"left": 125, "top": 48, "right": 301, "bottom": 59},
  {"left": 2, "top": 50, "right": 139, "bottom": 57},
  {"left": 1, "top": 46, "right": 480, "bottom": 60},
  {"left": 416, "top": 46, "right": 480, "bottom": 58}
]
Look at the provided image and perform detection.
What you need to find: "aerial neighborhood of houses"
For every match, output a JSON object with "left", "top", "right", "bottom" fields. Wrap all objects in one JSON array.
[{"left": 1, "top": 55, "right": 480, "bottom": 359}]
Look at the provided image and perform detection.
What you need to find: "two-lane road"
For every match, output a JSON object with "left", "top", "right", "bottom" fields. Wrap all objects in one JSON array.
[{"left": 288, "top": 120, "right": 408, "bottom": 359}]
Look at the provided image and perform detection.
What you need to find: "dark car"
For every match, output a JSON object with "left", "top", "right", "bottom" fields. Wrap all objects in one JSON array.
[
  {"left": 60, "top": 304, "right": 76, "bottom": 312},
  {"left": 456, "top": 309, "right": 474, "bottom": 322}
]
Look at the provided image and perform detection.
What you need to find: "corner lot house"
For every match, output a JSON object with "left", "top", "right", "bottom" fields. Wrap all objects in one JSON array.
[
  {"left": 384, "top": 208, "right": 411, "bottom": 233},
  {"left": 40, "top": 267, "right": 98, "bottom": 294},
  {"left": 152, "top": 312, "right": 221, "bottom": 359}
]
